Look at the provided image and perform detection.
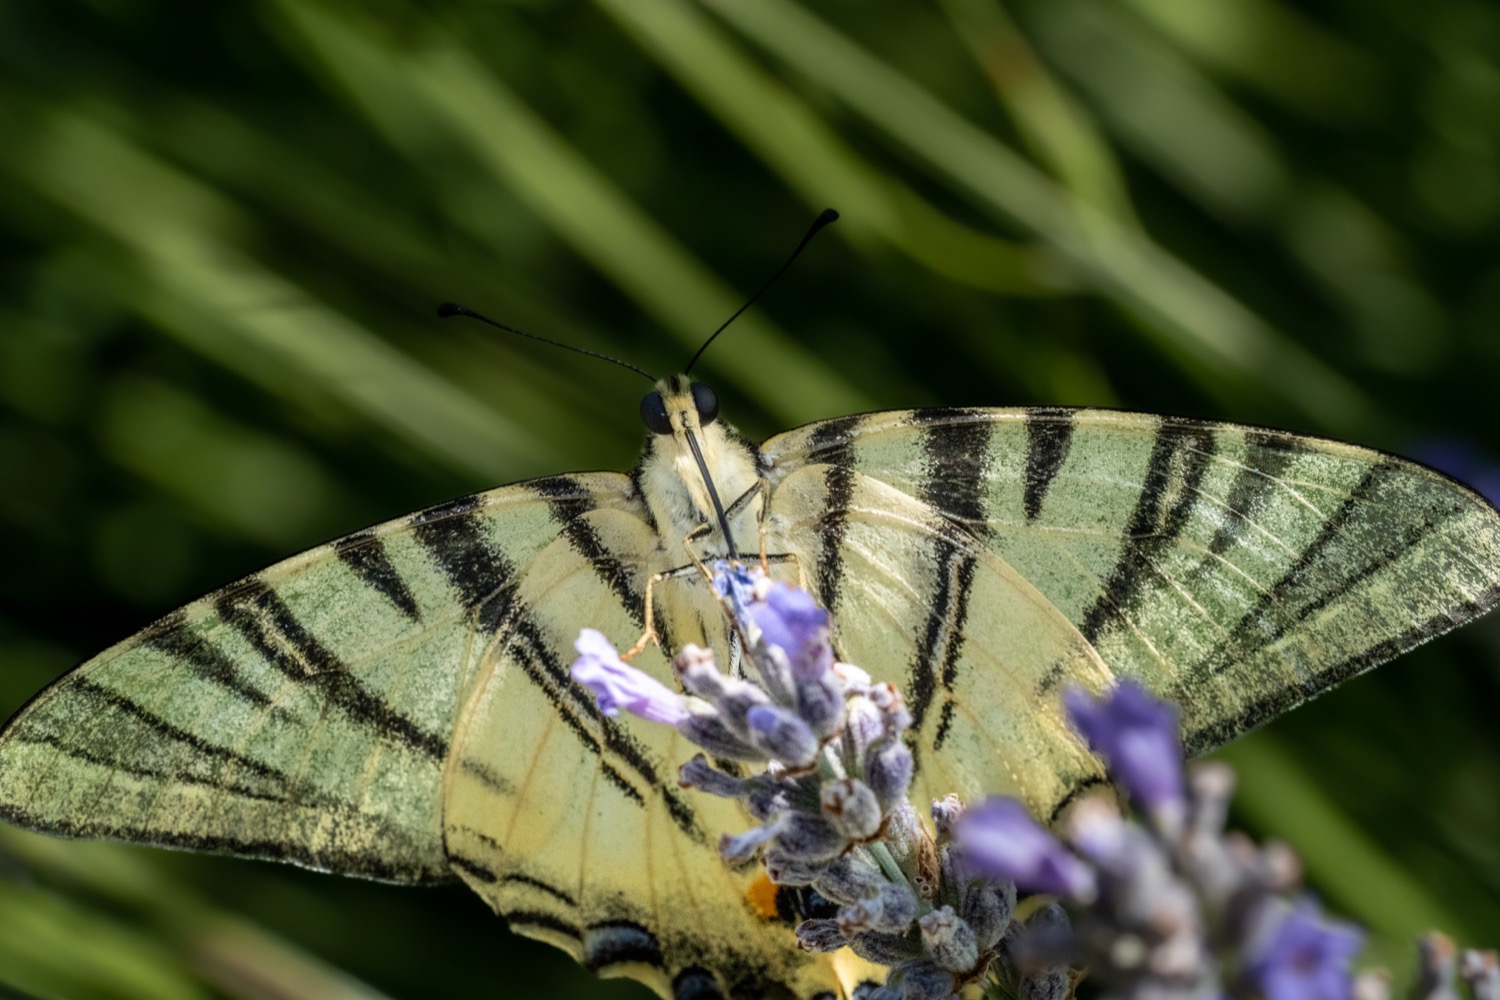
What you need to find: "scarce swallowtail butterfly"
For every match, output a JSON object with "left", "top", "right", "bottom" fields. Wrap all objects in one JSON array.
[{"left": 3, "top": 211, "right": 1500, "bottom": 1000}]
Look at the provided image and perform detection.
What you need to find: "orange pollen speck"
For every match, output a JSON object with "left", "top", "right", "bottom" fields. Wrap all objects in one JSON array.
[{"left": 746, "top": 871, "right": 780, "bottom": 919}]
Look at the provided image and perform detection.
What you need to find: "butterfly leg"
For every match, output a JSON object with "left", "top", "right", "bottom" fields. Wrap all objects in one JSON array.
[
  {"left": 622, "top": 524, "right": 716, "bottom": 662},
  {"left": 620, "top": 570, "right": 665, "bottom": 661}
]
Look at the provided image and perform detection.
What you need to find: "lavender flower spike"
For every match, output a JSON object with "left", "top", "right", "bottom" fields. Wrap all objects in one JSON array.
[
  {"left": 1065, "top": 680, "right": 1185, "bottom": 820},
  {"left": 570, "top": 629, "right": 689, "bottom": 726},
  {"left": 1246, "top": 902, "right": 1363, "bottom": 1000},
  {"left": 954, "top": 797, "right": 1096, "bottom": 901}
]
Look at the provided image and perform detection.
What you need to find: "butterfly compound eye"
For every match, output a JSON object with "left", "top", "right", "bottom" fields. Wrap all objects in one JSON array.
[
  {"left": 690, "top": 382, "right": 719, "bottom": 424},
  {"left": 640, "top": 391, "right": 673, "bottom": 435}
]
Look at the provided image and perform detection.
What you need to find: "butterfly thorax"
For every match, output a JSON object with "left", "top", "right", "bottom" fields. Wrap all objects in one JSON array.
[{"left": 634, "top": 374, "right": 762, "bottom": 562}]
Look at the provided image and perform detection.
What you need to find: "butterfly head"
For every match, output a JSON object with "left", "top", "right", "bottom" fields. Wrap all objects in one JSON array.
[{"left": 637, "top": 374, "right": 759, "bottom": 558}]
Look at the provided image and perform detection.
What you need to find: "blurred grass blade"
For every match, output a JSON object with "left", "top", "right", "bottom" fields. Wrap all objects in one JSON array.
[
  {"left": 1024, "top": 0, "right": 1290, "bottom": 222},
  {"left": 0, "top": 109, "right": 549, "bottom": 482},
  {"left": 700, "top": 0, "right": 1378, "bottom": 436},
  {"left": 936, "top": 0, "right": 1139, "bottom": 224},
  {"left": 1124, "top": 0, "right": 1384, "bottom": 121},
  {"left": 594, "top": 0, "right": 1067, "bottom": 295},
  {"left": 2, "top": 827, "right": 394, "bottom": 1000},
  {"left": 276, "top": 0, "right": 874, "bottom": 427}
]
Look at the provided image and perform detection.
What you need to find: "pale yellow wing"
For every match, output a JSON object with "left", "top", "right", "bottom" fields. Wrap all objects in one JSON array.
[
  {"left": 440, "top": 502, "right": 859, "bottom": 999},
  {"left": 0, "top": 471, "right": 859, "bottom": 999},
  {"left": 760, "top": 407, "right": 1500, "bottom": 819}
]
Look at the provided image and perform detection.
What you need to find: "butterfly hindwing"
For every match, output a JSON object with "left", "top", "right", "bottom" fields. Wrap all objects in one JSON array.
[
  {"left": 761, "top": 407, "right": 1500, "bottom": 818},
  {"left": 441, "top": 507, "right": 846, "bottom": 999}
]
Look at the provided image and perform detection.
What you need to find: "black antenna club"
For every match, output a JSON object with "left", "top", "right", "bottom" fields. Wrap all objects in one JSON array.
[{"left": 684, "top": 208, "right": 839, "bottom": 375}]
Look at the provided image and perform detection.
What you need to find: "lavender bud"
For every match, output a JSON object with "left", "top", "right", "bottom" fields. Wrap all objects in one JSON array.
[
  {"left": 882, "top": 801, "right": 925, "bottom": 867},
  {"left": 919, "top": 906, "right": 979, "bottom": 973},
  {"left": 835, "top": 662, "right": 873, "bottom": 694},
  {"left": 844, "top": 696, "right": 885, "bottom": 764},
  {"left": 676, "top": 710, "right": 762, "bottom": 762},
  {"left": 745, "top": 704, "right": 819, "bottom": 766},
  {"left": 893, "top": 959, "right": 959, "bottom": 1000},
  {"left": 748, "top": 582, "right": 833, "bottom": 680},
  {"left": 821, "top": 779, "right": 884, "bottom": 841},
  {"left": 870, "top": 882, "right": 919, "bottom": 934},
  {"left": 1020, "top": 958, "right": 1071, "bottom": 1000},
  {"left": 711, "top": 561, "right": 757, "bottom": 619},
  {"left": 719, "top": 823, "right": 779, "bottom": 865},
  {"left": 795, "top": 918, "right": 847, "bottom": 953},
  {"left": 1244, "top": 901, "right": 1363, "bottom": 1000},
  {"left": 1353, "top": 970, "right": 1393, "bottom": 1000},
  {"left": 838, "top": 897, "right": 882, "bottom": 937},
  {"left": 677, "top": 754, "right": 744, "bottom": 797},
  {"left": 1413, "top": 933, "right": 1461, "bottom": 1000},
  {"left": 869, "top": 682, "right": 912, "bottom": 734},
  {"left": 931, "top": 794, "right": 964, "bottom": 840},
  {"left": 743, "top": 779, "right": 789, "bottom": 823},
  {"left": 749, "top": 640, "right": 796, "bottom": 706},
  {"left": 1462, "top": 951, "right": 1500, "bottom": 1000},
  {"left": 1260, "top": 840, "right": 1304, "bottom": 893},
  {"left": 960, "top": 877, "right": 1014, "bottom": 952},
  {"left": 1065, "top": 681, "right": 1185, "bottom": 826},
  {"left": 955, "top": 797, "right": 1096, "bottom": 902},
  {"left": 1065, "top": 795, "right": 1128, "bottom": 867},
  {"left": 865, "top": 740, "right": 914, "bottom": 812},
  {"left": 763, "top": 849, "right": 822, "bottom": 887},
  {"left": 716, "top": 679, "right": 775, "bottom": 733},
  {"left": 672, "top": 645, "right": 723, "bottom": 697},
  {"left": 775, "top": 811, "right": 847, "bottom": 862},
  {"left": 813, "top": 852, "right": 887, "bottom": 905},
  {"left": 1187, "top": 760, "right": 1235, "bottom": 837},
  {"left": 571, "top": 629, "right": 690, "bottom": 725},
  {"left": 795, "top": 672, "right": 846, "bottom": 740},
  {"left": 848, "top": 928, "right": 921, "bottom": 966}
]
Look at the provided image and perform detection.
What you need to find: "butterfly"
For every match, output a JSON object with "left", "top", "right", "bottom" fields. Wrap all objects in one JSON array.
[{"left": 3, "top": 226, "right": 1500, "bottom": 999}]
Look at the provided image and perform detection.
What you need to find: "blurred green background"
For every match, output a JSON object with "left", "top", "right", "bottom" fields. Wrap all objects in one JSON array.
[{"left": 2, "top": 0, "right": 1499, "bottom": 997}]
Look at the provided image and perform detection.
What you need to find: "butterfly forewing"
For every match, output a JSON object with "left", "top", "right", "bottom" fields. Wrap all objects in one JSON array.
[{"left": 762, "top": 407, "right": 1500, "bottom": 817}]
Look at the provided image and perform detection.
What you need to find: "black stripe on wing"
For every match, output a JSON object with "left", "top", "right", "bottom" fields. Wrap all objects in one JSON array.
[
  {"left": 1198, "top": 430, "right": 1302, "bottom": 561},
  {"left": 1023, "top": 407, "right": 1075, "bottom": 522},
  {"left": 808, "top": 416, "right": 862, "bottom": 613},
  {"left": 142, "top": 610, "right": 281, "bottom": 714},
  {"left": 215, "top": 578, "right": 448, "bottom": 761},
  {"left": 912, "top": 410, "right": 994, "bottom": 747},
  {"left": 334, "top": 531, "right": 423, "bottom": 622},
  {"left": 1079, "top": 417, "right": 1219, "bottom": 645}
]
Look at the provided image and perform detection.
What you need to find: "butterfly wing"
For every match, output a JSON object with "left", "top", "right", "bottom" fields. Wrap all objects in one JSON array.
[
  {"left": 0, "top": 471, "right": 853, "bottom": 999},
  {"left": 760, "top": 407, "right": 1500, "bottom": 818},
  {"left": 0, "top": 473, "right": 656, "bottom": 881},
  {"left": 437, "top": 501, "right": 853, "bottom": 1000}
]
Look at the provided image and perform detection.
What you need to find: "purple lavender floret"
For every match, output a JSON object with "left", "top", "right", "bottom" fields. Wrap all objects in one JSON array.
[
  {"left": 569, "top": 629, "right": 689, "bottom": 726},
  {"left": 1247, "top": 903, "right": 1363, "bottom": 1000},
  {"left": 749, "top": 581, "right": 833, "bottom": 678},
  {"left": 953, "top": 797, "right": 1097, "bottom": 901},
  {"left": 1065, "top": 679, "right": 1185, "bottom": 819},
  {"left": 711, "top": 559, "right": 758, "bottom": 619}
]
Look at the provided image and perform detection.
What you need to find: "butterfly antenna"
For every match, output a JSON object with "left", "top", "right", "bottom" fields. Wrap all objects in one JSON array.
[
  {"left": 437, "top": 302, "right": 656, "bottom": 382},
  {"left": 684, "top": 208, "right": 839, "bottom": 375}
]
